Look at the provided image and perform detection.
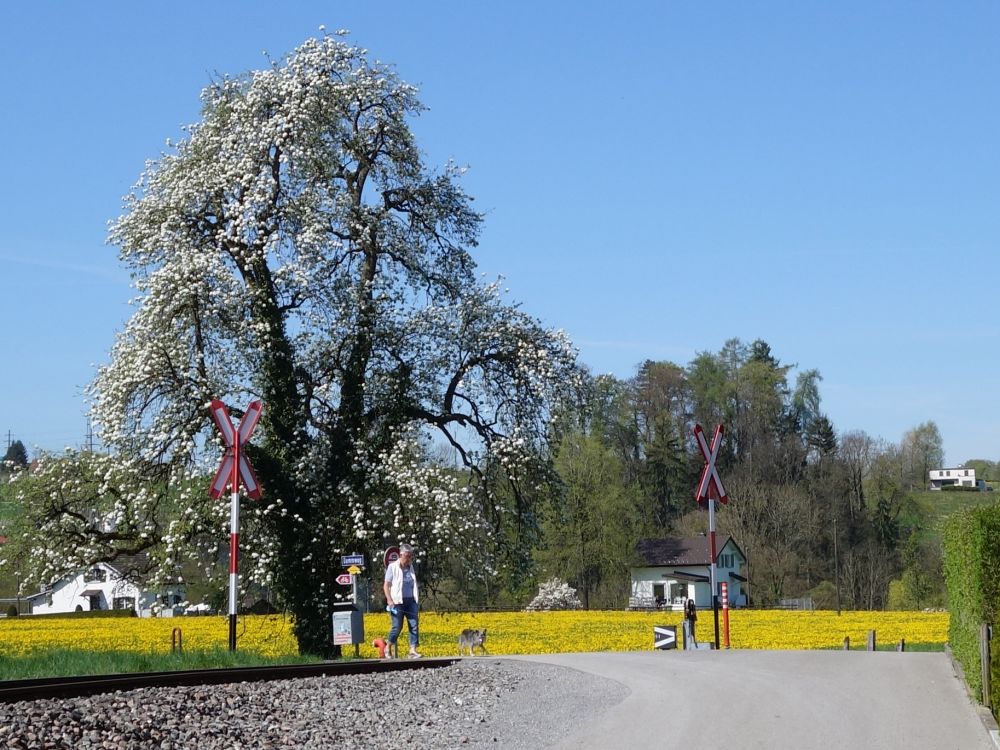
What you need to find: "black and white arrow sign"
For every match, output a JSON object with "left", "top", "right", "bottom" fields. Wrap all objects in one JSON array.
[{"left": 654, "top": 625, "right": 677, "bottom": 650}]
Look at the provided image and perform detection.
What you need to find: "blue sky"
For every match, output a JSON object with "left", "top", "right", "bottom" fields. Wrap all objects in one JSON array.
[{"left": 2, "top": 2, "right": 998, "bottom": 466}]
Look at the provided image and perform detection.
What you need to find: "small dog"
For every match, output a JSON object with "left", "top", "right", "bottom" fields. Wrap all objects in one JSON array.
[{"left": 458, "top": 628, "right": 488, "bottom": 656}]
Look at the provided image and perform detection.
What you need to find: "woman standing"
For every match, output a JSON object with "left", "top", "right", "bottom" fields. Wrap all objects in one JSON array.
[
  {"left": 383, "top": 543, "right": 421, "bottom": 658},
  {"left": 684, "top": 598, "right": 698, "bottom": 649}
]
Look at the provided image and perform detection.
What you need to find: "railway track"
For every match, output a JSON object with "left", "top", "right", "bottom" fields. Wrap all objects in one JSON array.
[{"left": 0, "top": 657, "right": 460, "bottom": 704}]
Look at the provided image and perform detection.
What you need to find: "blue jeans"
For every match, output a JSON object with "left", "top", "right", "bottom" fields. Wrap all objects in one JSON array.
[{"left": 388, "top": 599, "right": 419, "bottom": 650}]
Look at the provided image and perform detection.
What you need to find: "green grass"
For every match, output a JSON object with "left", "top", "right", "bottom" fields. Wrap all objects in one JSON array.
[
  {"left": 0, "top": 648, "right": 323, "bottom": 682},
  {"left": 906, "top": 490, "right": 998, "bottom": 538}
]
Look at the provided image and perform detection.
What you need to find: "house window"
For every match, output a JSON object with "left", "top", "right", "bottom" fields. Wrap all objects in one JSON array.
[
  {"left": 946, "top": 471, "right": 951, "bottom": 477},
  {"left": 85, "top": 568, "right": 106, "bottom": 583},
  {"left": 965, "top": 470, "right": 970, "bottom": 476},
  {"left": 113, "top": 597, "right": 135, "bottom": 611},
  {"left": 669, "top": 582, "right": 687, "bottom": 602},
  {"left": 653, "top": 583, "right": 665, "bottom": 605}
]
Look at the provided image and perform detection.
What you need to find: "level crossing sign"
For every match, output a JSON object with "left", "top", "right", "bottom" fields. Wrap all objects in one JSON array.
[
  {"left": 694, "top": 423, "right": 728, "bottom": 504},
  {"left": 207, "top": 398, "right": 264, "bottom": 652},
  {"left": 208, "top": 399, "right": 263, "bottom": 499}
]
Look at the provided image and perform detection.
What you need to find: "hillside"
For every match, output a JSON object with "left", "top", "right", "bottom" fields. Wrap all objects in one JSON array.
[{"left": 906, "top": 489, "right": 999, "bottom": 537}]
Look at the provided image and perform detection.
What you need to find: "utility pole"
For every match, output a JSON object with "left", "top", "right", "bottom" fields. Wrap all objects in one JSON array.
[{"left": 834, "top": 516, "right": 841, "bottom": 615}]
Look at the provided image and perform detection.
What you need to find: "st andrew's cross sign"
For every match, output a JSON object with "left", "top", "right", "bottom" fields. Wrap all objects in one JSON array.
[
  {"left": 209, "top": 399, "right": 263, "bottom": 499},
  {"left": 694, "top": 423, "right": 728, "bottom": 504},
  {"left": 208, "top": 399, "right": 263, "bottom": 651}
]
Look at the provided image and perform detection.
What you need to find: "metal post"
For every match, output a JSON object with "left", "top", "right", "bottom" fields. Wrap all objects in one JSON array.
[
  {"left": 709, "top": 497, "right": 720, "bottom": 650},
  {"left": 981, "top": 623, "right": 991, "bottom": 708},
  {"left": 833, "top": 516, "right": 841, "bottom": 615},
  {"left": 228, "top": 438, "right": 240, "bottom": 652}
]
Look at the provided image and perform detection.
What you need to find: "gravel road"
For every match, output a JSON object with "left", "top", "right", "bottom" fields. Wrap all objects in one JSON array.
[{"left": 0, "top": 659, "right": 627, "bottom": 749}]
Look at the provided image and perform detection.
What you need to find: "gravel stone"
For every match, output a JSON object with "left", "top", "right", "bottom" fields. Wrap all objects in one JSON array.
[{"left": 0, "top": 659, "right": 626, "bottom": 749}]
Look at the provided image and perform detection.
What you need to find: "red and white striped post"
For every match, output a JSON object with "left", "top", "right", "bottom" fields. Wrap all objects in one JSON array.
[
  {"left": 209, "top": 400, "right": 263, "bottom": 653},
  {"left": 721, "top": 580, "right": 730, "bottom": 649},
  {"left": 228, "top": 435, "right": 240, "bottom": 651},
  {"left": 694, "top": 424, "right": 728, "bottom": 651}
]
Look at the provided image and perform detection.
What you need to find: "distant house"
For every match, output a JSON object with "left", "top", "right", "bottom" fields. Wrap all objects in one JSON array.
[
  {"left": 25, "top": 556, "right": 186, "bottom": 617},
  {"left": 929, "top": 467, "right": 981, "bottom": 490},
  {"left": 630, "top": 535, "right": 748, "bottom": 610}
]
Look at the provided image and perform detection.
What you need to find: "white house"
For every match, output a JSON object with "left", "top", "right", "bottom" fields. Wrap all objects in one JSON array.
[
  {"left": 629, "top": 535, "right": 748, "bottom": 610},
  {"left": 929, "top": 467, "right": 979, "bottom": 490},
  {"left": 26, "top": 556, "right": 186, "bottom": 617}
]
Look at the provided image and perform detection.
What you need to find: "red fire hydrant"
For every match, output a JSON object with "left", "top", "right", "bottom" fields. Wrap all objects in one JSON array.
[{"left": 372, "top": 637, "right": 388, "bottom": 658}]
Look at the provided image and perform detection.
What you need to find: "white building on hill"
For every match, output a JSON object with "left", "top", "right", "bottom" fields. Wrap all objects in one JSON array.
[{"left": 928, "top": 467, "right": 979, "bottom": 490}]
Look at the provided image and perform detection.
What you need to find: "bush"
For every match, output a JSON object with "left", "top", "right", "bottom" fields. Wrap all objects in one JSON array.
[
  {"left": 942, "top": 505, "right": 1000, "bottom": 707},
  {"left": 806, "top": 580, "right": 838, "bottom": 610},
  {"left": 524, "top": 578, "right": 583, "bottom": 611},
  {"left": 5, "top": 605, "right": 18, "bottom": 618},
  {"left": 941, "top": 485, "right": 981, "bottom": 492}
]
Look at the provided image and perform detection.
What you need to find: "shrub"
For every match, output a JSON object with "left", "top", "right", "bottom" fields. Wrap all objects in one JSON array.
[
  {"left": 941, "top": 485, "right": 981, "bottom": 492},
  {"left": 525, "top": 578, "right": 583, "bottom": 611},
  {"left": 942, "top": 504, "right": 1000, "bottom": 707},
  {"left": 5, "top": 605, "right": 18, "bottom": 618}
]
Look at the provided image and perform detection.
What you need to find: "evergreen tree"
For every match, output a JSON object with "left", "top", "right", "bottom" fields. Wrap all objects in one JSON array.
[{"left": 2, "top": 440, "right": 28, "bottom": 468}]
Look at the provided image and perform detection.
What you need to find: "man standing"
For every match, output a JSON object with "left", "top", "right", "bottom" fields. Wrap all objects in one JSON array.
[{"left": 383, "top": 543, "right": 421, "bottom": 658}]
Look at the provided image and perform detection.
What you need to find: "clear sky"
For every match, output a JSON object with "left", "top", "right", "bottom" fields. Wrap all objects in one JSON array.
[{"left": 2, "top": 2, "right": 998, "bottom": 466}]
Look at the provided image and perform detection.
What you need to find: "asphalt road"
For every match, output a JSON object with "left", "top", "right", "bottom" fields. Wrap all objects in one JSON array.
[{"left": 511, "top": 650, "right": 994, "bottom": 750}]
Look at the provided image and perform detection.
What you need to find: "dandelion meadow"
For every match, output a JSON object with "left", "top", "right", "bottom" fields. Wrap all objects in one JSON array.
[{"left": 0, "top": 610, "right": 947, "bottom": 661}]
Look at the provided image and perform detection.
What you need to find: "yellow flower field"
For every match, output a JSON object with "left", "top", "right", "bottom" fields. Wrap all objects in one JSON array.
[{"left": 0, "top": 609, "right": 948, "bottom": 659}]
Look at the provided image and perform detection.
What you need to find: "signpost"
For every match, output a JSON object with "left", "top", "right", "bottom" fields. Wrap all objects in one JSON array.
[
  {"left": 341, "top": 554, "right": 365, "bottom": 567},
  {"left": 653, "top": 625, "right": 677, "bottom": 650},
  {"left": 335, "top": 573, "right": 353, "bottom": 586},
  {"left": 209, "top": 399, "right": 263, "bottom": 652},
  {"left": 384, "top": 546, "right": 400, "bottom": 567},
  {"left": 694, "top": 423, "right": 727, "bottom": 651}
]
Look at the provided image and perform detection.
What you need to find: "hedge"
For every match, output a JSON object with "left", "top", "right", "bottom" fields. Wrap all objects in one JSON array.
[{"left": 942, "top": 504, "right": 1000, "bottom": 706}]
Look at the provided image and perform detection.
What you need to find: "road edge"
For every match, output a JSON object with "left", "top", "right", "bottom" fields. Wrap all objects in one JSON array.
[{"left": 945, "top": 644, "right": 1000, "bottom": 749}]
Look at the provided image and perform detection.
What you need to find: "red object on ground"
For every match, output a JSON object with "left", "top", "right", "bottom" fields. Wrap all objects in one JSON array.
[{"left": 372, "top": 638, "right": 388, "bottom": 658}]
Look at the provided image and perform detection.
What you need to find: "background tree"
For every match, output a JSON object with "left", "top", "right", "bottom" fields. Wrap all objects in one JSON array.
[
  {"left": 2, "top": 440, "right": 28, "bottom": 469},
  {"left": 963, "top": 459, "right": 996, "bottom": 482},
  {"left": 899, "top": 421, "right": 944, "bottom": 490},
  {"left": 9, "top": 36, "right": 581, "bottom": 656},
  {"left": 538, "top": 433, "right": 639, "bottom": 608}
]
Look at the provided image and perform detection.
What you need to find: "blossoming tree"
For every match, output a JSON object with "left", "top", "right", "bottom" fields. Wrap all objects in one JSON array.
[{"left": 4, "top": 35, "right": 581, "bottom": 656}]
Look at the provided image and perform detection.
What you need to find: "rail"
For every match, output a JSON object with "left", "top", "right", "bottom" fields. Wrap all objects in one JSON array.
[{"left": 0, "top": 657, "right": 459, "bottom": 704}]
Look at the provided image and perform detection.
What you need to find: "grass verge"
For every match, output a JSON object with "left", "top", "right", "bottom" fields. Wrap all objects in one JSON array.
[{"left": 0, "top": 648, "right": 322, "bottom": 682}]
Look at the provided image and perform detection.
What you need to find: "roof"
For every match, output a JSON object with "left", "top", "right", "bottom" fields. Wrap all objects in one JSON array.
[
  {"left": 635, "top": 536, "right": 745, "bottom": 567},
  {"left": 105, "top": 553, "right": 155, "bottom": 581}
]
